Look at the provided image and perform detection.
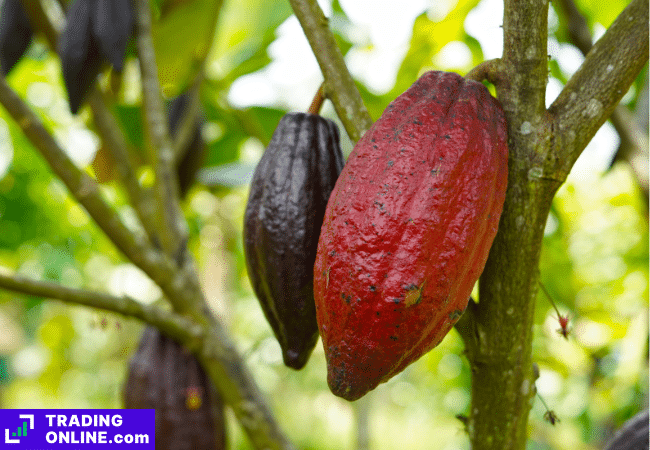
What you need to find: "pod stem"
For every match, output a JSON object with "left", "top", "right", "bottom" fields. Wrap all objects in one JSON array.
[
  {"left": 465, "top": 58, "right": 504, "bottom": 90},
  {"left": 538, "top": 282, "right": 561, "bottom": 318},
  {"left": 539, "top": 281, "right": 571, "bottom": 339},
  {"left": 307, "top": 83, "right": 326, "bottom": 115},
  {"left": 536, "top": 392, "right": 560, "bottom": 425}
]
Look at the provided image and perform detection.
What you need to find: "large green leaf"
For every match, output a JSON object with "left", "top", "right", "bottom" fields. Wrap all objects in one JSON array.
[
  {"left": 209, "top": 0, "right": 292, "bottom": 83},
  {"left": 152, "top": 0, "right": 221, "bottom": 96}
]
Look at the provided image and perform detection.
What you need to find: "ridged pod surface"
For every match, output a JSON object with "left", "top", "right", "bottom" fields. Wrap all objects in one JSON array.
[
  {"left": 0, "top": 0, "right": 33, "bottom": 75},
  {"left": 58, "top": 0, "right": 134, "bottom": 113},
  {"left": 314, "top": 71, "right": 508, "bottom": 401},
  {"left": 244, "top": 112, "right": 344, "bottom": 369},
  {"left": 58, "top": 0, "right": 104, "bottom": 114},
  {"left": 123, "top": 326, "right": 226, "bottom": 450},
  {"left": 93, "top": 0, "right": 133, "bottom": 71}
]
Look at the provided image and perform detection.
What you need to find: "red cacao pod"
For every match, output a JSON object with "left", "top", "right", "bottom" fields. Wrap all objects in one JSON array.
[
  {"left": 123, "top": 326, "right": 226, "bottom": 449},
  {"left": 314, "top": 71, "right": 508, "bottom": 401},
  {"left": 244, "top": 112, "right": 344, "bottom": 369}
]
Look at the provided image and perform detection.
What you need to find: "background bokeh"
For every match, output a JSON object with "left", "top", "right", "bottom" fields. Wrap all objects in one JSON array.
[{"left": 0, "top": 0, "right": 647, "bottom": 449}]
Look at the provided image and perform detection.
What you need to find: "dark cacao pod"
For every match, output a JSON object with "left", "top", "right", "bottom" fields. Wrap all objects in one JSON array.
[
  {"left": 0, "top": 0, "right": 33, "bottom": 75},
  {"left": 58, "top": 0, "right": 103, "bottom": 114},
  {"left": 59, "top": 0, "right": 134, "bottom": 113},
  {"left": 93, "top": 0, "right": 133, "bottom": 72},
  {"left": 314, "top": 71, "right": 508, "bottom": 400},
  {"left": 123, "top": 326, "right": 226, "bottom": 450},
  {"left": 603, "top": 410, "right": 649, "bottom": 450},
  {"left": 244, "top": 112, "right": 344, "bottom": 370}
]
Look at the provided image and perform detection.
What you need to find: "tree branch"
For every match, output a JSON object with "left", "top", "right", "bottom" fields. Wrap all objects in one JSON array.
[
  {"left": 553, "top": 0, "right": 649, "bottom": 200},
  {"left": 19, "top": 0, "right": 162, "bottom": 247},
  {"left": 1, "top": 3, "right": 295, "bottom": 448},
  {"left": 0, "top": 266, "right": 201, "bottom": 345},
  {"left": 547, "top": 0, "right": 649, "bottom": 179},
  {"left": 132, "top": 5, "right": 298, "bottom": 448},
  {"left": 134, "top": 0, "right": 188, "bottom": 259},
  {"left": 0, "top": 71, "right": 296, "bottom": 449},
  {"left": 554, "top": 0, "right": 592, "bottom": 55},
  {"left": 287, "top": 0, "right": 373, "bottom": 143},
  {"left": 12, "top": 0, "right": 201, "bottom": 317},
  {"left": 18, "top": 0, "right": 59, "bottom": 51},
  {"left": 87, "top": 92, "right": 162, "bottom": 246},
  {"left": 0, "top": 264, "right": 293, "bottom": 449},
  {"left": 0, "top": 74, "right": 175, "bottom": 281}
]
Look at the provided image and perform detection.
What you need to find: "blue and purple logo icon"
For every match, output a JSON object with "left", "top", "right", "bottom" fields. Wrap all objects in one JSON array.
[{"left": 4, "top": 414, "right": 33, "bottom": 444}]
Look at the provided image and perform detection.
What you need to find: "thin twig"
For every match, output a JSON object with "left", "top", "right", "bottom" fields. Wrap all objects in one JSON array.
[
  {"left": 0, "top": 266, "right": 202, "bottom": 346},
  {"left": 554, "top": 0, "right": 649, "bottom": 200},
  {"left": 288, "top": 0, "right": 373, "bottom": 142},
  {"left": 538, "top": 282, "right": 571, "bottom": 339},
  {"left": 87, "top": 92, "right": 162, "bottom": 246},
  {"left": 307, "top": 82, "right": 325, "bottom": 115},
  {"left": 547, "top": 0, "right": 648, "bottom": 179},
  {"left": 18, "top": 0, "right": 59, "bottom": 51},
  {"left": 134, "top": 0, "right": 187, "bottom": 260},
  {"left": 19, "top": 0, "right": 161, "bottom": 246},
  {"left": 0, "top": 74, "right": 171, "bottom": 279}
]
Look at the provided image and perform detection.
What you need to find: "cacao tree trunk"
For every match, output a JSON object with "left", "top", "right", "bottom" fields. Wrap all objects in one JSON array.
[
  {"left": 457, "top": 0, "right": 649, "bottom": 448},
  {"left": 461, "top": 0, "right": 554, "bottom": 447},
  {"left": 462, "top": 173, "right": 559, "bottom": 450}
]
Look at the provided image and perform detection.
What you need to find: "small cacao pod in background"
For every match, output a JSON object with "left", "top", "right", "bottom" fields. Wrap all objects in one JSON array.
[
  {"left": 314, "top": 71, "right": 509, "bottom": 400},
  {"left": 123, "top": 326, "right": 227, "bottom": 450},
  {"left": 0, "top": 0, "right": 33, "bottom": 76},
  {"left": 244, "top": 112, "right": 344, "bottom": 370},
  {"left": 603, "top": 410, "right": 649, "bottom": 450}
]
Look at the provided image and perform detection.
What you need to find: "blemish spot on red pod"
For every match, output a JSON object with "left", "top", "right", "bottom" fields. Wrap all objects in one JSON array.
[{"left": 314, "top": 70, "right": 508, "bottom": 401}]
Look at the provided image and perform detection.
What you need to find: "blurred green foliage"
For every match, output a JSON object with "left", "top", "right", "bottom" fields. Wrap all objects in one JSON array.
[{"left": 0, "top": 0, "right": 646, "bottom": 449}]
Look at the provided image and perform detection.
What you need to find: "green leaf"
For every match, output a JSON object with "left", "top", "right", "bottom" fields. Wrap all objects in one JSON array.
[
  {"left": 201, "top": 88, "right": 286, "bottom": 166},
  {"left": 243, "top": 106, "right": 286, "bottom": 145},
  {"left": 210, "top": 0, "right": 292, "bottom": 82},
  {"left": 152, "top": 0, "right": 221, "bottom": 96},
  {"left": 112, "top": 104, "right": 144, "bottom": 150}
]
